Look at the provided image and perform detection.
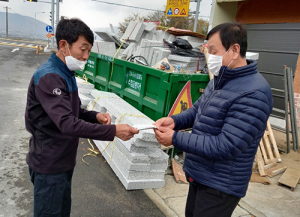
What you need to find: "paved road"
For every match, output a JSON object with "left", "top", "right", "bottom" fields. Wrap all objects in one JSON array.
[
  {"left": 0, "top": 38, "right": 46, "bottom": 50},
  {"left": 0, "top": 45, "right": 165, "bottom": 217}
]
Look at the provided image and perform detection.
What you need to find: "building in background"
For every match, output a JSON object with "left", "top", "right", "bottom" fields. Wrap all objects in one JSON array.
[{"left": 208, "top": 0, "right": 300, "bottom": 133}]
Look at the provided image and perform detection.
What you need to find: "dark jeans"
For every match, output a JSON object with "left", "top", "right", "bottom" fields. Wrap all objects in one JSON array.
[
  {"left": 185, "top": 181, "right": 240, "bottom": 217},
  {"left": 29, "top": 167, "right": 74, "bottom": 217}
]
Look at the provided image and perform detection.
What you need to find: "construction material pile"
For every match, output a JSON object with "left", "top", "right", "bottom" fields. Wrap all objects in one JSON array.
[{"left": 93, "top": 21, "right": 207, "bottom": 74}]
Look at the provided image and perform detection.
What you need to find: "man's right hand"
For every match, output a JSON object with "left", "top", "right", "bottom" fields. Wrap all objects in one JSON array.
[
  {"left": 153, "top": 117, "right": 175, "bottom": 130},
  {"left": 115, "top": 124, "right": 139, "bottom": 141}
]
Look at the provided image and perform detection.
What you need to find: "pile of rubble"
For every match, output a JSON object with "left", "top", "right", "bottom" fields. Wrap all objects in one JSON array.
[{"left": 93, "top": 21, "right": 207, "bottom": 74}]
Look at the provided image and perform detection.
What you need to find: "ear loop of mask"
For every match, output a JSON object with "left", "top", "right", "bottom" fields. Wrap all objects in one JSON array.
[
  {"left": 62, "top": 42, "right": 71, "bottom": 58},
  {"left": 214, "top": 48, "right": 234, "bottom": 90}
]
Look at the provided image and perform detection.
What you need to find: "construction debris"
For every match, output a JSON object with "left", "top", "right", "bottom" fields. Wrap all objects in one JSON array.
[
  {"left": 278, "top": 167, "right": 300, "bottom": 191},
  {"left": 93, "top": 21, "right": 207, "bottom": 74}
]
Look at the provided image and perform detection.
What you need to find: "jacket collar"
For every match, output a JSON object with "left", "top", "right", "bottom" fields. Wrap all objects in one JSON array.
[
  {"left": 49, "top": 53, "right": 74, "bottom": 77},
  {"left": 214, "top": 60, "right": 258, "bottom": 89},
  {"left": 219, "top": 60, "right": 257, "bottom": 79}
]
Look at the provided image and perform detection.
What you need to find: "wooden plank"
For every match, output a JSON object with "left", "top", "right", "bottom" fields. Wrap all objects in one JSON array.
[
  {"left": 250, "top": 173, "right": 271, "bottom": 185},
  {"left": 255, "top": 147, "right": 266, "bottom": 176},
  {"left": 263, "top": 132, "right": 276, "bottom": 164},
  {"left": 265, "top": 164, "right": 285, "bottom": 177},
  {"left": 172, "top": 159, "right": 188, "bottom": 184},
  {"left": 259, "top": 140, "right": 269, "bottom": 165},
  {"left": 278, "top": 168, "right": 300, "bottom": 191},
  {"left": 267, "top": 121, "right": 281, "bottom": 162},
  {"left": 264, "top": 162, "right": 277, "bottom": 170},
  {"left": 271, "top": 166, "right": 287, "bottom": 177}
]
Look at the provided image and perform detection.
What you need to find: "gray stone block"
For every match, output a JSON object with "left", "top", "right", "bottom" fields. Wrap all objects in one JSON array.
[
  {"left": 121, "top": 21, "right": 146, "bottom": 43},
  {"left": 154, "top": 30, "right": 172, "bottom": 41},
  {"left": 93, "top": 129, "right": 167, "bottom": 164},
  {"left": 121, "top": 43, "right": 137, "bottom": 59},
  {"left": 91, "top": 41, "right": 116, "bottom": 57},
  {"left": 156, "top": 49, "right": 171, "bottom": 65},
  {"left": 139, "top": 39, "right": 148, "bottom": 59},
  {"left": 95, "top": 140, "right": 165, "bottom": 179},
  {"left": 90, "top": 90, "right": 155, "bottom": 126},
  {"left": 97, "top": 140, "right": 151, "bottom": 171},
  {"left": 168, "top": 34, "right": 176, "bottom": 42},
  {"left": 132, "top": 46, "right": 141, "bottom": 56},
  {"left": 94, "top": 140, "right": 165, "bottom": 190},
  {"left": 168, "top": 54, "right": 206, "bottom": 73},
  {"left": 116, "top": 138, "right": 160, "bottom": 155},
  {"left": 79, "top": 93, "right": 93, "bottom": 108},
  {"left": 151, "top": 51, "right": 159, "bottom": 67},
  {"left": 141, "top": 31, "right": 154, "bottom": 41},
  {"left": 145, "top": 40, "right": 164, "bottom": 64},
  {"left": 144, "top": 22, "right": 157, "bottom": 32},
  {"left": 151, "top": 33, "right": 157, "bottom": 41},
  {"left": 87, "top": 90, "right": 169, "bottom": 189},
  {"left": 148, "top": 47, "right": 155, "bottom": 66},
  {"left": 132, "top": 138, "right": 160, "bottom": 148}
]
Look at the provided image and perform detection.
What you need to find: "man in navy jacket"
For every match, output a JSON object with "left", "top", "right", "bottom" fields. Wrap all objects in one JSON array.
[
  {"left": 154, "top": 23, "right": 273, "bottom": 217},
  {"left": 25, "top": 18, "right": 138, "bottom": 217}
]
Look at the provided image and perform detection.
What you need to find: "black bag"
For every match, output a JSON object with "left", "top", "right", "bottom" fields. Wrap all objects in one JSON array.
[
  {"left": 172, "top": 38, "right": 193, "bottom": 50},
  {"left": 163, "top": 39, "right": 204, "bottom": 58}
]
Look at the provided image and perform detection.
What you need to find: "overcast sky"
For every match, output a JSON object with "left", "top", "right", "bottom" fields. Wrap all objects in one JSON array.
[{"left": 1, "top": 0, "right": 212, "bottom": 30}]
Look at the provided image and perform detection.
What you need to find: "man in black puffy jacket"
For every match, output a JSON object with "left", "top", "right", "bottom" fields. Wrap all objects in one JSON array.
[{"left": 154, "top": 23, "right": 273, "bottom": 217}]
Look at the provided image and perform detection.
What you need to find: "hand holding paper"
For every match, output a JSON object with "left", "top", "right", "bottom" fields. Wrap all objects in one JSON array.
[
  {"left": 133, "top": 124, "right": 157, "bottom": 131},
  {"left": 115, "top": 124, "right": 139, "bottom": 141},
  {"left": 154, "top": 127, "right": 174, "bottom": 147},
  {"left": 153, "top": 117, "right": 175, "bottom": 130}
]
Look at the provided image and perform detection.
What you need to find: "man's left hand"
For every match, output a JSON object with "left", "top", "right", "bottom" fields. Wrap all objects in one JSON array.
[
  {"left": 96, "top": 113, "right": 111, "bottom": 125},
  {"left": 154, "top": 127, "right": 174, "bottom": 147}
]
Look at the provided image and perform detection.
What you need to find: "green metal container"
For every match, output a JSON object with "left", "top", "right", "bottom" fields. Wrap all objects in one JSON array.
[{"left": 76, "top": 52, "right": 210, "bottom": 121}]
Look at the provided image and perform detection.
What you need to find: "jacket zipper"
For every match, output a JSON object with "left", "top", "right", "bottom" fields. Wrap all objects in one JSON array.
[{"left": 202, "top": 89, "right": 217, "bottom": 115}]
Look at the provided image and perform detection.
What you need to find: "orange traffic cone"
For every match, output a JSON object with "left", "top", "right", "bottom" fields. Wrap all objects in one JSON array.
[{"left": 36, "top": 45, "right": 40, "bottom": 54}]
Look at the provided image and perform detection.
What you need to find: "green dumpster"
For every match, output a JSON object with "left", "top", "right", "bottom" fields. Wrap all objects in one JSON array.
[{"left": 76, "top": 52, "right": 210, "bottom": 121}]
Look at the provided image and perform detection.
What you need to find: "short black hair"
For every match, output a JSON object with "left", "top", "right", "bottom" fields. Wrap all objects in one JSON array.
[
  {"left": 55, "top": 18, "right": 94, "bottom": 49},
  {"left": 206, "top": 22, "right": 247, "bottom": 58}
]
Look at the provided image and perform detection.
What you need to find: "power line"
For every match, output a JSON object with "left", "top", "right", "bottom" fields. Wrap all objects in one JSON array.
[
  {"left": 91, "top": 0, "right": 210, "bottom": 18},
  {"left": 91, "top": 0, "right": 163, "bottom": 12}
]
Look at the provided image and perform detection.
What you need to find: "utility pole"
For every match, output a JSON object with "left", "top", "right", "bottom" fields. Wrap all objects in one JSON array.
[
  {"left": 35, "top": 12, "right": 45, "bottom": 41},
  {"left": 56, "top": 0, "right": 60, "bottom": 32},
  {"left": 3, "top": 6, "right": 11, "bottom": 38},
  {"left": 50, "top": 0, "right": 55, "bottom": 48},
  {"left": 193, "top": 0, "right": 202, "bottom": 32}
]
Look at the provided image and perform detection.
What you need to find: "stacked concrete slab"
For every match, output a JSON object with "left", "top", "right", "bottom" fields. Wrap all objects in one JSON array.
[
  {"left": 91, "top": 41, "right": 116, "bottom": 57},
  {"left": 121, "top": 21, "right": 146, "bottom": 43},
  {"left": 76, "top": 77, "right": 94, "bottom": 108},
  {"left": 150, "top": 47, "right": 171, "bottom": 67},
  {"left": 168, "top": 54, "right": 206, "bottom": 74},
  {"left": 87, "top": 90, "right": 168, "bottom": 190}
]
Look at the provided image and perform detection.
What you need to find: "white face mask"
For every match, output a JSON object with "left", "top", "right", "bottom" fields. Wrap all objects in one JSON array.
[
  {"left": 207, "top": 48, "right": 233, "bottom": 76},
  {"left": 63, "top": 44, "right": 87, "bottom": 71}
]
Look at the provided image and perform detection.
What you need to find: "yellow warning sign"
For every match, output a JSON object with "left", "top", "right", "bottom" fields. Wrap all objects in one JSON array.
[
  {"left": 46, "top": 33, "right": 52, "bottom": 39},
  {"left": 180, "top": 8, "right": 187, "bottom": 15},
  {"left": 165, "top": 0, "right": 190, "bottom": 17},
  {"left": 168, "top": 81, "right": 192, "bottom": 116}
]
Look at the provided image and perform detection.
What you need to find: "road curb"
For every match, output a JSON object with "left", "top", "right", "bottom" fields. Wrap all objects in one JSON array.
[
  {"left": 144, "top": 189, "right": 178, "bottom": 217},
  {"left": 239, "top": 199, "right": 267, "bottom": 217}
]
